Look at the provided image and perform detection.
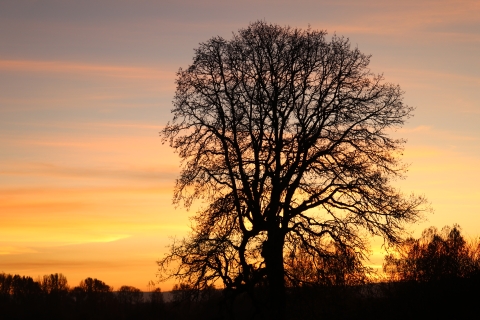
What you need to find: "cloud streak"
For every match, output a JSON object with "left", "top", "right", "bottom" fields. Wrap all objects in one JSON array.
[
  {"left": 0, "top": 162, "right": 178, "bottom": 182},
  {"left": 0, "top": 60, "right": 175, "bottom": 79}
]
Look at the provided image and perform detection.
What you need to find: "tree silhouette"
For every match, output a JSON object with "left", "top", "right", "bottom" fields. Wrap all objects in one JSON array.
[
  {"left": 118, "top": 285, "right": 143, "bottom": 305},
  {"left": 73, "top": 277, "right": 113, "bottom": 307},
  {"left": 78, "top": 277, "right": 112, "bottom": 294},
  {"left": 159, "top": 21, "right": 425, "bottom": 318},
  {"left": 384, "top": 225, "right": 480, "bottom": 282},
  {"left": 41, "top": 273, "right": 69, "bottom": 294},
  {"left": 149, "top": 287, "right": 164, "bottom": 305},
  {"left": 0, "top": 273, "right": 13, "bottom": 299},
  {"left": 11, "top": 275, "right": 41, "bottom": 302}
]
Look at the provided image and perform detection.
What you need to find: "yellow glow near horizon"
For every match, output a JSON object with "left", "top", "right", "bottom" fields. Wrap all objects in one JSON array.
[{"left": 1, "top": 0, "right": 479, "bottom": 291}]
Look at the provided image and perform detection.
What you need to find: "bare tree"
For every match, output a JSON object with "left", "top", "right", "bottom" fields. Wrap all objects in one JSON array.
[
  {"left": 40, "top": 273, "right": 69, "bottom": 294},
  {"left": 118, "top": 285, "right": 143, "bottom": 305},
  {"left": 384, "top": 225, "right": 480, "bottom": 282},
  {"left": 159, "top": 21, "right": 425, "bottom": 318}
]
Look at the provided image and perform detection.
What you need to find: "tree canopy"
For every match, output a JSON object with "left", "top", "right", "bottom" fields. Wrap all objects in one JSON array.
[{"left": 159, "top": 21, "right": 425, "bottom": 318}]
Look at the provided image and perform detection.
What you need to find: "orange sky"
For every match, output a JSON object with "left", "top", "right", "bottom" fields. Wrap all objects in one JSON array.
[{"left": 1, "top": 0, "right": 479, "bottom": 291}]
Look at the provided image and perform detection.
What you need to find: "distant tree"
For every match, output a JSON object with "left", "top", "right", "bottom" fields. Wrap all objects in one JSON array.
[
  {"left": 149, "top": 287, "right": 164, "bottom": 305},
  {"left": 11, "top": 275, "right": 41, "bottom": 300},
  {"left": 0, "top": 274, "right": 42, "bottom": 319},
  {"left": 0, "top": 273, "right": 14, "bottom": 307},
  {"left": 0, "top": 273, "right": 13, "bottom": 297},
  {"left": 39, "top": 273, "right": 70, "bottom": 318},
  {"left": 145, "top": 280, "right": 164, "bottom": 307},
  {"left": 171, "top": 283, "right": 196, "bottom": 305},
  {"left": 40, "top": 273, "right": 69, "bottom": 294},
  {"left": 384, "top": 225, "right": 480, "bottom": 282},
  {"left": 78, "top": 277, "right": 112, "bottom": 294},
  {"left": 73, "top": 277, "right": 113, "bottom": 306},
  {"left": 159, "top": 21, "right": 425, "bottom": 318},
  {"left": 118, "top": 285, "right": 143, "bottom": 305}
]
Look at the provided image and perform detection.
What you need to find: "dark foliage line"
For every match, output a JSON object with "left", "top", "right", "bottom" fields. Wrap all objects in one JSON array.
[
  {"left": 0, "top": 274, "right": 164, "bottom": 320},
  {"left": 162, "top": 224, "right": 480, "bottom": 319},
  {"left": 2, "top": 225, "right": 480, "bottom": 319}
]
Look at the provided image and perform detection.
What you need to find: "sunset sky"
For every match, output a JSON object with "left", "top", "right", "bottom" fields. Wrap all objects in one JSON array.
[{"left": 1, "top": 0, "right": 479, "bottom": 291}]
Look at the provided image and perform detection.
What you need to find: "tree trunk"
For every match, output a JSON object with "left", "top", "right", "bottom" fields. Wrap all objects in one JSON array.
[{"left": 264, "top": 234, "right": 286, "bottom": 320}]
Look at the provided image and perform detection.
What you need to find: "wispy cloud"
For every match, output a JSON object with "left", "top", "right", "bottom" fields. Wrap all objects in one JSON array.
[
  {"left": 381, "top": 67, "right": 480, "bottom": 86},
  {"left": 0, "top": 160, "right": 178, "bottom": 182},
  {"left": 0, "top": 246, "right": 38, "bottom": 256},
  {"left": 0, "top": 60, "right": 175, "bottom": 79},
  {"left": 312, "top": 0, "right": 480, "bottom": 36},
  {"left": 398, "top": 126, "right": 479, "bottom": 142}
]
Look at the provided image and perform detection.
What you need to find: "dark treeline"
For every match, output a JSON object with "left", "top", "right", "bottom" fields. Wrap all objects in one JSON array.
[
  {"left": 0, "top": 274, "right": 165, "bottom": 320},
  {"left": 2, "top": 225, "right": 480, "bottom": 320}
]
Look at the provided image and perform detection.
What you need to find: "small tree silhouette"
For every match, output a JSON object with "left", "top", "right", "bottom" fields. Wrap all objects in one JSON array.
[
  {"left": 118, "top": 285, "right": 143, "bottom": 305},
  {"left": 41, "top": 273, "right": 69, "bottom": 294}
]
